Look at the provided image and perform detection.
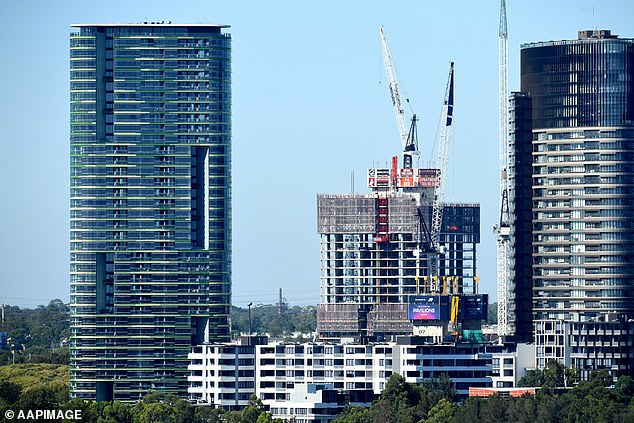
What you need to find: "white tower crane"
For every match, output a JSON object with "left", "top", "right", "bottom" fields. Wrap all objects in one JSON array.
[
  {"left": 379, "top": 26, "right": 419, "bottom": 169},
  {"left": 378, "top": 28, "right": 454, "bottom": 293},
  {"left": 431, "top": 62, "right": 454, "bottom": 250},
  {"left": 428, "top": 62, "right": 455, "bottom": 279},
  {"left": 494, "top": 0, "right": 513, "bottom": 338}
]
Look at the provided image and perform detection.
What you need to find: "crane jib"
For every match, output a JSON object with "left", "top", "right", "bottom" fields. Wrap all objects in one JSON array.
[{"left": 446, "top": 67, "right": 454, "bottom": 126}]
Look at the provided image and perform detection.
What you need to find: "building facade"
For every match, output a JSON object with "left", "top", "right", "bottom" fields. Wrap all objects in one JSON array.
[
  {"left": 187, "top": 337, "right": 528, "bottom": 418},
  {"left": 316, "top": 193, "right": 480, "bottom": 341},
  {"left": 518, "top": 30, "right": 634, "bottom": 377},
  {"left": 69, "top": 23, "right": 232, "bottom": 401},
  {"left": 522, "top": 29, "right": 634, "bottom": 323},
  {"left": 508, "top": 92, "right": 534, "bottom": 342}
]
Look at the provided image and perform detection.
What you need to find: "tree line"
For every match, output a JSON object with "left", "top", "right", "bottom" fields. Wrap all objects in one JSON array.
[
  {"left": 3, "top": 359, "right": 634, "bottom": 422},
  {"left": 0, "top": 300, "right": 70, "bottom": 365},
  {"left": 0, "top": 381, "right": 285, "bottom": 423},
  {"left": 0, "top": 300, "right": 318, "bottom": 366},
  {"left": 334, "top": 364, "right": 634, "bottom": 423},
  {"left": 230, "top": 303, "right": 316, "bottom": 338}
]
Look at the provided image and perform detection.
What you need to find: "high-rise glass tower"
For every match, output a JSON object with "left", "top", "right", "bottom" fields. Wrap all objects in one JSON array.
[
  {"left": 69, "top": 23, "right": 231, "bottom": 401},
  {"left": 520, "top": 30, "right": 634, "bottom": 322},
  {"left": 513, "top": 29, "right": 634, "bottom": 378}
]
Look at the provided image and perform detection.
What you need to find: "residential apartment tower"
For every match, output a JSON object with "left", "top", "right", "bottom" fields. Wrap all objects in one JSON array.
[
  {"left": 69, "top": 23, "right": 231, "bottom": 401},
  {"left": 516, "top": 30, "right": 634, "bottom": 376}
]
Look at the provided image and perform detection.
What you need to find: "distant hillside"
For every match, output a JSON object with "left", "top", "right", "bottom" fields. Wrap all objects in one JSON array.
[{"left": 0, "top": 363, "right": 69, "bottom": 392}]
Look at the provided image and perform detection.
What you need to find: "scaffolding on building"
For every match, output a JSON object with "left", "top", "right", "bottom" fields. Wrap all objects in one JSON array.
[{"left": 317, "top": 193, "right": 480, "bottom": 341}]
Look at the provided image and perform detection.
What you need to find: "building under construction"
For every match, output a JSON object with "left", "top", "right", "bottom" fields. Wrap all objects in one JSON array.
[
  {"left": 316, "top": 192, "right": 480, "bottom": 341},
  {"left": 315, "top": 31, "right": 482, "bottom": 342}
]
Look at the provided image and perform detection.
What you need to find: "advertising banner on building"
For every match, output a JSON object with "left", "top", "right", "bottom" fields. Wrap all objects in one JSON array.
[{"left": 408, "top": 296, "right": 440, "bottom": 320}]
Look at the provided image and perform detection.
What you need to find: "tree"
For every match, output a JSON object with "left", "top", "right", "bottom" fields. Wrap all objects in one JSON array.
[
  {"left": 453, "top": 397, "right": 483, "bottom": 421},
  {"left": 419, "top": 373, "right": 456, "bottom": 413},
  {"left": 16, "top": 385, "right": 61, "bottom": 410},
  {"left": 370, "top": 400, "right": 398, "bottom": 423},
  {"left": 505, "top": 396, "right": 538, "bottom": 423},
  {"left": 518, "top": 369, "right": 544, "bottom": 388},
  {"left": 332, "top": 405, "right": 370, "bottom": 423},
  {"left": 241, "top": 394, "right": 266, "bottom": 423},
  {"left": 424, "top": 397, "right": 456, "bottom": 423},
  {"left": 479, "top": 395, "right": 509, "bottom": 422},
  {"left": 193, "top": 405, "right": 224, "bottom": 423},
  {"left": 98, "top": 401, "right": 134, "bottom": 423},
  {"left": 0, "top": 301, "right": 70, "bottom": 365},
  {"left": 518, "top": 360, "right": 572, "bottom": 390},
  {"left": 230, "top": 304, "right": 316, "bottom": 337},
  {"left": 614, "top": 375, "right": 634, "bottom": 404},
  {"left": 542, "top": 360, "right": 566, "bottom": 389},
  {"left": 381, "top": 374, "right": 418, "bottom": 407},
  {"left": 133, "top": 402, "right": 179, "bottom": 423},
  {"left": 256, "top": 413, "right": 275, "bottom": 423},
  {"left": 0, "top": 380, "right": 21, "bottom": 406},
  {"left": 133, "top": 392, "right": 194, "bottom": 423}
]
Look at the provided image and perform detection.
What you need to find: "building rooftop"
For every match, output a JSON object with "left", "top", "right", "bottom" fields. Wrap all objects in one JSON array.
[
  {"left": 521, "top": 29, "right": 633, "bottom": 49},
  {"left": 71, "top": 22, "right": 229, "bottom": 29}
]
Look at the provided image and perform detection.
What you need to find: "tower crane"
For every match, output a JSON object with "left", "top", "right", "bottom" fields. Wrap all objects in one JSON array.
[
  {"left": 379, "top": 26, "right": 419, "bottom": 170},
  {"left": 428, "top": 62, "right": 455, "bottom": 280},
  {"left": 494, "top": 0, "right": 513, "bottom": 338},
  {"left": 411, "top": 63, "right": 454, "bottom": 291},
  {"left": 379, "top": 28, "right": 454, "bottom": 294}
]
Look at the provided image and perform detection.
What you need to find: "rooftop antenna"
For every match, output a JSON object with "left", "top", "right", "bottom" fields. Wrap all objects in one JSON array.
[{"left": 351, "top": 170, "right": 355, "bottom": 194}]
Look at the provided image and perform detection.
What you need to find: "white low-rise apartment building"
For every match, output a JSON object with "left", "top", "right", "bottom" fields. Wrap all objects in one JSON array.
[{"left": 188, "top": 336, "right": 530, "bottom": 419}]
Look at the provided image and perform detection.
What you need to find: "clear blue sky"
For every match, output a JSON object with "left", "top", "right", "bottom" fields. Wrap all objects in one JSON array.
[{"left": 0, "top": 0, "right": 632, "bottom": 308}]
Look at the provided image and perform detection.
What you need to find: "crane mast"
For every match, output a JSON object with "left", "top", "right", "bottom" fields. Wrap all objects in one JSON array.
[{"left": 495, "top": 0, "right": 513, "bottom": 338}]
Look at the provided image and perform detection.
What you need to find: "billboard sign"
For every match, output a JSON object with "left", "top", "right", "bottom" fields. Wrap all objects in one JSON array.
[
  {"left": 367, "top": 168, "right": 391, "bottom": 188},
  {"left": 417, "top": 168, "right": 441, "bottom": 187},
  {"left": 408, "top": 296, "right": 440, "bottom": 320}
]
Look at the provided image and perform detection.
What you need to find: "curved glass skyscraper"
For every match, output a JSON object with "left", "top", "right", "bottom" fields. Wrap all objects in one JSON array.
[
  {"left": 69, "top": 23, "right": 231, "bottom": 401},
  {"left": 520, "top": 30, "right": 634, "bottom": 322}
]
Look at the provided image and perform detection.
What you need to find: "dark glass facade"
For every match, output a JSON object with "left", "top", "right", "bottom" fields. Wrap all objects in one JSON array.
[
  {"left": 69, "top": 24, "right": 231, "bottom": 401},
  {"left": 520, "top": 31, "right": 634, "bottom": 322},
  {"left": 522, "top": 33, "right": 634, "bottom": 129}
]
